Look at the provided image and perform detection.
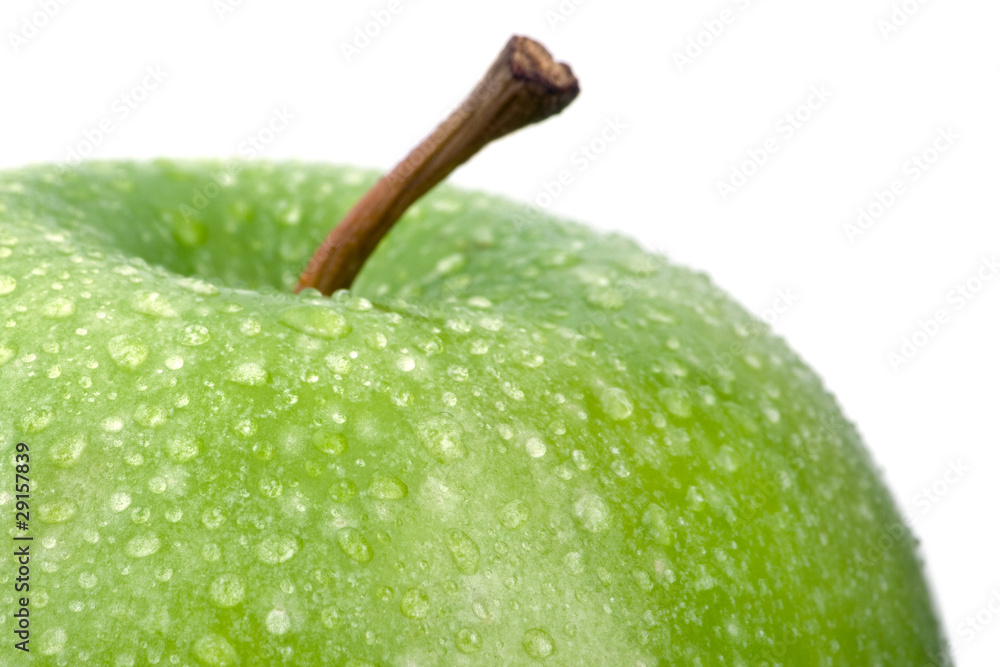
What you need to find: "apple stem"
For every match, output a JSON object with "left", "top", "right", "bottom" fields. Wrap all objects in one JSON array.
[{"left": 295, "top": 35, "right": 580, "bottom": 295}]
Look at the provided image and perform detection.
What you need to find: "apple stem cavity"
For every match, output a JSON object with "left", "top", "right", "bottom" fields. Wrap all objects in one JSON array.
[{"left": 295, "top": 35, "right": 580, "bottom": 296}]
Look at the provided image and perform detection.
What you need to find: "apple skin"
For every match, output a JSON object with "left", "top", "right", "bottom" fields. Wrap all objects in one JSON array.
[{"left": 0, "top": 160, "right": 947, "bottom": 665}]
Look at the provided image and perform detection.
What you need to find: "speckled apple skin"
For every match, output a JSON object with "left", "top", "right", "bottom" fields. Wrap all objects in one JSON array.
[{"left": 0, "top": 161, "right": 948, "bottom": 665}]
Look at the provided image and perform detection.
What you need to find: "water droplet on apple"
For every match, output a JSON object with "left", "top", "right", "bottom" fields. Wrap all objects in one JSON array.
[
  {"left": 193, "top": 633, "right": 238, "bottom": 666},
  {"left": 239, "top": 318, "right": 262, "bottom": 336},
  {"left": 641, "top": 503, "right": 673, "bottom": 546},
  {"left": 400, "top": 588, "right": 430, "bottom": 619},
  {"left": 522, "top": 628, "right": 555, "bottom": 660},
  {"left": 0, "top": 275, "right": 16, "bottom": 295},
  {"left": 50, "top": 434, "right": 86, "bottom": 467},
  {"left": 179, "top": 324, "right": 211, "bottom": 346},
  {"left": 338, "top": 528, "right": 374, "bottom": 564},
  {"left": 41, "top": 297, "right": 76, "bottom": 319},
  {"left": 601, "top": 387, "right": 633, "bottom": 421},
  {"left": 228, "top": 362, "right": 269, "bottom": 386},
  {"left": 126, "top": 532, "right": 161, "bottom": 558},
  {"left": 78, "top": 572, "right": 98, "bottom": 589},
  {"left": 38, "top": 628, "right": 67, "bottom": 656},
  {"left": 0, "top": 344, "right": 15, "bottom": 368},
  {"left": 108, "top": 334, "right": 149, "bottom": 370},
  {"left": 279, "top": 305, "right": 352, "bottom": 340},
  {"left": 256, "top": 534, "right": 299, "bottom": 565},
  {"left": 417, "top": 416, "right": 467, "bottom": 463},
  {"left": 202, "top": 508, "right": 226, "bottom": 530},
  {"left": 526, "top": 437, "right": 547, "bottom": 458},
  {"left": 369, "top": 471, "right": 408, "bottom": 500},
  {"left": 110, "top": 492, "right": 132, "bottom": 512},
  {"left": 455, "top": 628, "right": 483, "bottom": 654},
  {"left": 563, "top": 551, "right": 584, "bottom": 575},
  {"left": 19, "top": 407, "right": 53, "bottom": 433},
  {"left": 330, "top": 479, "right": 358, "bottom": 502},
  {"left": 209, "top": 574, "right": 246, "bottom": 607},
  {"left": 175, "top": 276, "right": 220, "bottom": 295},
  {"left": 658, "top": 387, "right": 691, "bottom": 418},
  {"left": 166, "top": 434, "right": 200, "bottom": 462},
  {"left": 446, "top": 530, "right": 480, "bottom": 575},
  {"left": 396, "top": 355, "right": 416, "bottom": 372},
  {"left": 573, "top": 494, "right": 611, "bottom": 533},
  {"left": 130, "top": 291, "right": 178, "bottom": 317},
  {"left": 164, "top": 355, "right": 184, "bottom": 370},
  {"left": 312, "top": 430, "right": 348, "bottom": 456},
  {"left": 38, "top": 498, "right": 77, "bottom": 523},
  {"left": 265, "top": 608, "right": 291, "bottom": 635},
  {"left": 498, "top": 499, "right": 529, "bottom": 530}
]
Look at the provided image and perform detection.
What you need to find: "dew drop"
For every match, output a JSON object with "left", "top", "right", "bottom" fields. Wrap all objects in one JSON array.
[
  {"left": 338, "top": 528, "right": 374, "bottom": 564},
  {"left": 179, "top": 324, "right": 211, "bottom": 346},
  {"left": 658, "top": 387, "right": 691, "bottom": 418},
  {"left": 455, "top": 628, "right": 483, "bottom": 654},
  {"left": 256, "top": 534, "right": 299, "bottom": 565},
  {"left": 239, "top": 318, "right": 261, "bottom": 337},
  {"left": 126, "top": 532, "right": 161, "bottom": 558},
  {"left": 573, "top": 494, "right": 611, "bottom": 533},
  {"left": 209, "top": 574, "right": 246, "bottom": 607},
  {"left": 330, "top": 479, "right": 358, "bottom": 502},
  {"left": 50, "top": 434, "right": 86, "bottom": 467},
  {"left": 369, "top": 471, "right": 408, "bottom": 500},
  {"left": 130, "top": 291, "right": 178, "bottom": 318},
  {"left": 164, "top": 355, "right": 184, "bottom": 370},
  {"left": 0, "top": 344, "right": 15, "bottom": 367},
  {"left": 446, "top": 530, "right": 480, "bottom": 575},
  {"left": 229, "top": 362, "right": 269, "bottom": 386},
  {"left": 563, "top": 551, "right": 584, "bottom": 575},
  {"left": 279, "top": 305, "right": 352, "bottom": 340},
  {"left": 400, "top": 588, "right": 430, "bottom": 619},
  {"left": 0, "top": 275, "right": 16, "bottom": 295},
  {"left": 522, "top": 628, "right": 555, "bottom": 660},
  {"left": 107, "top": 335, "right": 149, "bottom": 370},
  {"left": 38, "top": 627, "right": 67, "bottom": 656},
  {"left": 110, "top": 492, "right": 132, "bottom": 512},
  {"left": 42, "top": 297, "right": 76, "bottom": 319},
  {"left": 38, "top": 498, "right": 77, "bottom": 524},
  {"left": 525, "top": 437, "right": 547, "bottom": 458},
  {"left": 176, "top": 276, "right": 220, "bottom": 295},
  {"left": 193, "top": 633, "right": 238, "bottom": 666},
  {"left": 396, "top": 355, "right": 415, "bottom": 372},
  {"left": 78, "top": 572, "right": 98, "bottom": 589},
  {"left": 498, "top": 499, "right": 529, "bottom": 530},
  {"left": 265, "top": 609, "right": 291, "bottom": 635},
  {"left": 312, "top": 430, "right": 347, "bottom": 456},
  {"left": 417, "top": 416, "right": 467, "bottom": 463},
  {"left": 601, "top": 387, "right": 633, "bottom": 421},
  {"left": 167, "top": 434, "right": 200, "bottom": 462}
]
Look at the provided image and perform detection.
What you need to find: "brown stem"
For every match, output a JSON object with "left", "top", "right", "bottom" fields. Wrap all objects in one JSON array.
[{"left": 295, "top": 35, "right": 580, "bottom": 295}]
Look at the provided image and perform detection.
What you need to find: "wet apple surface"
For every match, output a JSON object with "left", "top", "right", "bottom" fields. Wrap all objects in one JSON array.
[{"left": 0, "top": 160, "right": 947, "bottom": 665}]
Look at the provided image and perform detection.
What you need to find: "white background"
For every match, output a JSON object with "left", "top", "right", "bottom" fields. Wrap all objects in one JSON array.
[{"left": 2, "top": 0, "right": 998, "bottom": 663}]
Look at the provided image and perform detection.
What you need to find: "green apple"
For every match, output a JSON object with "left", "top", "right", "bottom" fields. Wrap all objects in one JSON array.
[
  {"left": 0, "top": 34, "right": 948, "bottom": 667},
  {"left": 0, "top": 158, "right": 947, "bottom": 665}
]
